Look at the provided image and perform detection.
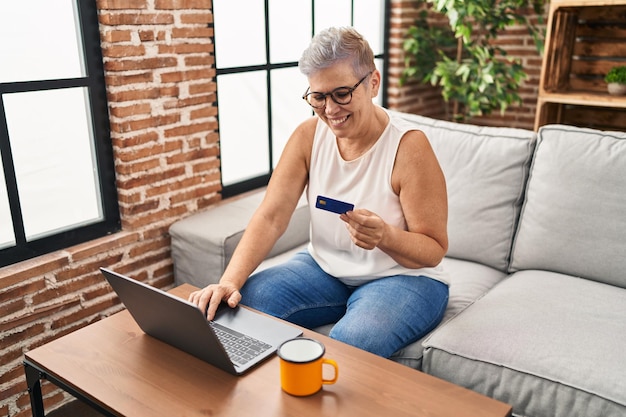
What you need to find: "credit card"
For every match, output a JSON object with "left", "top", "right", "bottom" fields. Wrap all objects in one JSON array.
[{"left": 315, "top": 195, "right": 354, "bottom": 214}]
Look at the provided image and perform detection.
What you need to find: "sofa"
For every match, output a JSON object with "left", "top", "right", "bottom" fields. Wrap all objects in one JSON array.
[{"left": 169, "top": 111, "right": 626, "bottom": 417}]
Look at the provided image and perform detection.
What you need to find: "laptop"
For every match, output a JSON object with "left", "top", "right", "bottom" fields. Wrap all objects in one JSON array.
[{"left": 100, "top": 268, "right": 302, "bottom": 375}]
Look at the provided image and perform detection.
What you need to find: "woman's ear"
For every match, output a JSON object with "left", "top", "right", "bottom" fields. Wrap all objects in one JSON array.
[{"left": 370, "top": 69, "right": 381, "bottom": 98}]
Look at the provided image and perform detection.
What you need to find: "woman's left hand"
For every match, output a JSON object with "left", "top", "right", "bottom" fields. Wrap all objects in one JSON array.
[{"left": 340, "top": 209, "right": 387, "bottom": 250}]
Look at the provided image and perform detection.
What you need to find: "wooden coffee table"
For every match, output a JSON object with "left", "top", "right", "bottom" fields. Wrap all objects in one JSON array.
[{"left": 24, "top": 284, "right": 512, "bottom": 417}]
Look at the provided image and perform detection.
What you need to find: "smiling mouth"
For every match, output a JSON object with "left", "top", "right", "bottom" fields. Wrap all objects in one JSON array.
[{"left": 329, "top": 115, "right": 349, "bottom": 126}]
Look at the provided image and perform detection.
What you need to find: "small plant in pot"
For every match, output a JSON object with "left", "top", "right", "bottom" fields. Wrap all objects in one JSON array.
[{"left": 605, "top": 65, "right": 626, "bottom": 95}]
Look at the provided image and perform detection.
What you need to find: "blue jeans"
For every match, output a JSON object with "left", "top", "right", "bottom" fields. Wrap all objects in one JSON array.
[{"left": 240, "top": 251, "right": 449, "bottom": 358}]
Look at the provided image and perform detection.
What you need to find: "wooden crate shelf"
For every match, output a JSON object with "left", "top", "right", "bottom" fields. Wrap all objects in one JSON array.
[
  {"left": 535, "top": 0, "right": 626, "bottom": 131},
  {"left": 539, "top": 91, "right": 626, "bottom": 107}
]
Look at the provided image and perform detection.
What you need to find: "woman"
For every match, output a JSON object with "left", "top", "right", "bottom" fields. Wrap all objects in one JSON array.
[{"left": 189, "top": 27, "right": 449, "bottom": 358}]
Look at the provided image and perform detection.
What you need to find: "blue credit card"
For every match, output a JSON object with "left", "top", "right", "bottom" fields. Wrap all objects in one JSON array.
[{"left": 315, "top": 195, "right": 354, "bottom": 214}]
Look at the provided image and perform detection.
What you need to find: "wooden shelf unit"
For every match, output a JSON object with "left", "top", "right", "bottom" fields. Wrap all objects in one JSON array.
[{"left": 535, "top": 0, "right": 626, "bottom": 131}]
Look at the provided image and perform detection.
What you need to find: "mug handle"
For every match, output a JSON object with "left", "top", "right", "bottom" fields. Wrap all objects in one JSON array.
[{"left": 322, "top": 358, "right": 339, "bottom": 385}]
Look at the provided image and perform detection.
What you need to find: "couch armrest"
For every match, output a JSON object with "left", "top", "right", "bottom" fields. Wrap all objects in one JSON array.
[{"left": 169, "top": 189, "right": 310, "bottom": 288}]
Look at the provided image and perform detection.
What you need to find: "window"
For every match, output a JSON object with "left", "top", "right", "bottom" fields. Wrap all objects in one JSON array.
[
  {"left": 0, "top": 0, "right": 119, "bottom": 267},
  {"left": 213, "top": 0, "right": 390, "bottom": 197}
]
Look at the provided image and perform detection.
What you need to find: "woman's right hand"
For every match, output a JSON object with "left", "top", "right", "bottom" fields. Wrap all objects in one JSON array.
[{"left": 188, "top": 282, "right": 242, "bottom": 321}]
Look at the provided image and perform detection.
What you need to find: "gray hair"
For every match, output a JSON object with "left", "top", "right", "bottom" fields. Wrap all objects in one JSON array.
[{"left": 299, "top": 27, "right": 375, "bottom": 78}]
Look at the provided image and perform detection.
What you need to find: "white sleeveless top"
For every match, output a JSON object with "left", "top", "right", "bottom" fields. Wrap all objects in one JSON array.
[{"left": 306, "top": 108, "right": 449, "bottom": 286}]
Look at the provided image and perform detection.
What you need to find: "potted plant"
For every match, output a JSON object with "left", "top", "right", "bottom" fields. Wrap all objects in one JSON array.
[
  {"left": 401, "top": 0, "right": 547, "bottom": 122},
  {"left": 605, "top": 65, "right": 626, "bottom": 95}
]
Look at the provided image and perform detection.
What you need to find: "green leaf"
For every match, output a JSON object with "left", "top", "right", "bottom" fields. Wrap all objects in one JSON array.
[{"left": 403, "top": 0, "right": 548, "bottom": 121}]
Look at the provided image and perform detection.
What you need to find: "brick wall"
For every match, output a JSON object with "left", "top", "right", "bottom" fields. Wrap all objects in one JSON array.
[
  {"left": 387, "top": 0, "right": 449, "bottom": 119},
  {"left": 0, "top": 1, "right": 547, "bottom": 415}
]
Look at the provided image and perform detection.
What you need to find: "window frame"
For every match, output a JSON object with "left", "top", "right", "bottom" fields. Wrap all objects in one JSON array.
[
  {"left": 215, "top": 0, "right": 391, "bottom": 198},
  {"left": 0, "top": 0, "right": 119, "bottom": 267}
]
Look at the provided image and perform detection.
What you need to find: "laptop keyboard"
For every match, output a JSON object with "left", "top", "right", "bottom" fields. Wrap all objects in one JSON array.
[{"left": 210, "top": 322, "right": 272, "bottom": 366}]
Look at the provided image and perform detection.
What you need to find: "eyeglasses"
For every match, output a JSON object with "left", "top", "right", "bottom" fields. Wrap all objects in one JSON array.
[{"left": 302, "top": 70, "right": 373, "bottom": 109}]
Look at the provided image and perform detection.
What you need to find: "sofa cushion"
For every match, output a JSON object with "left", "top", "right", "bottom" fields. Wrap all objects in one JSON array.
[
  {"left": 170, "top": 190, "right": 309, "bottom": 288},
  {"left": 510, "top": 124, "right": 626, "bottom": 288},
  {"left": 422, "top": 270, "right": 626, "bottom": 417},
  {"left": 391, "top": 111, "right": 536, "bottom": 271},
  {"left": 314, "top": 257, "right": 507, "bottom": 369}
]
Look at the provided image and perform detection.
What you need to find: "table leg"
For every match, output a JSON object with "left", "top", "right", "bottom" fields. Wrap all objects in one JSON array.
[{"left": 23, "top": 360, "right": 45, "bottom": 417}]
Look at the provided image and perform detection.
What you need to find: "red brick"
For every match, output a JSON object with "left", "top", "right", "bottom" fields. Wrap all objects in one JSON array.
[
  {"left": 198, "top": 193, "right": 223, "bottom": 210},
  {"left": 119, "top": 166, "right": 186, "bottom": 190},
  {"left": 0, "top": 347, "right": 24, "bottom": 374},
  {"left": 128, "top": 238, "right": 170, "bottom": 258},
  {"left": 103, "top": 44, "right": 146, "bottom": 58},
  {"left": 0, "top": 298, "right": 28, "bottom": 324},
  {"left": 120, "top": 199, "right": 160, "bottom": 216},
  {"left": 155, "top": 0, "right": 211, "bottom": 9},
  {"left": 20, "top": 298, "right": 83, "bottom": 330},
  {"left": 189, "top": 81, "right": 217, "bottom": 95},
  {"left": 159, "top": 43, "right": 213, "bottom": 56},
  {"left": 159, "top": 86, "right": 180, "bottom": 97},
  {"left": 169, "top": 183, "right": 221, "bottom": 206},
  {"left": 185, "top": 55, "right": 215, "bottom": 67},
  {"left": 1, "top": 279, "right": 46, "bottom": 306},
  {"left": 115, "top": 140, "right": 184, "bottom": 166},
  {"left": 101, "top": 29, "right": 133, "bottom": 43},
  {"left": 166, "top": 147, "right": 218, "bottom": 165},
  {"left": 0, "top": 323, "right": 46, "bottom": 351},
  {"left": 104, "top": 56, "right": 177, "bottom": 72},
  {"left": 55, "top": 261, "right": 109, "bottom": 283},
  {"left": 180, "top": 12, "right": 213, "bottom": 24},
  {"left": 190, "top": 105, "right": 217, "bottom": 120},
  {"left": 192, "top": 158, "right": 221, "bottom": 174},
  {"left": 148, "top": 177, "right": 221, "bottom": 205},
  {"left": 99, "top": 12, "right": 174, "bottom": 26},
  {"left": 113, "top": 251, "right": 173, "bottom": 275},
  {"left": 0, "top": 254, "right": 69, "bottom": 289},
  {"left": 98, "top": 0, "right": 148, "bottom": 10},
  {"left": 172, "top": 27, "right": 212, "bottom": 39},
  {"left": 123, "top": 205, "right": 188, "bottom": 229},
  {"left": 106, "top": 72, "right": 154, "bottom": 87},
  {"left": 160, "top": 69, "right": 212, "bottom": 83},
  {"left": 112, "top": 113, "right": 181, "bottom": 133},
  {"left": 109, "top": 102, "right": 153, "bottom": 118},
  {"left": 116, "top": 158, "right": 161, "bottom": 175},
  {"left": 156, "top": 30, "right": 168, "bottom": 41},
  {"left": 112, "top": 131, "right": 159, "bottom": 149},
  {"left": 116, "top": 191, "right": 143, "bottom": 205},
  {"left": 5, "top": 382, "right": 33, "bottom": 412},
  {"left": 0, "top": 362, "right": 28, "bottom": 387},
  {"left": 143, "top": 224, "right": 171, "bottom": 241},
  {"left": 107, "top": 87, "right": 161, "bottom": 103},
  {"left": 139, "top": 30, "right": 156, "bottom": 42},
  {"left": 163, "top": 94, "right": 215, "bottom": 110},
  {"left": 164, "top": 121, "right": 218, "bottom": 138},
  {"left": 83, "top": 284, "right": 117, "bottom": 302},
  {"left": 31, "top": 279, "right": 97, "bottom": 307},
  {"left": 154, "top": 262, "right": 174, "bottom": 279},
  {"left": 164, "top": 94, "right": 215, "bottom": 109},
  {"left": 205, "top": 131, "right": 219, "bottom": 145}
]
